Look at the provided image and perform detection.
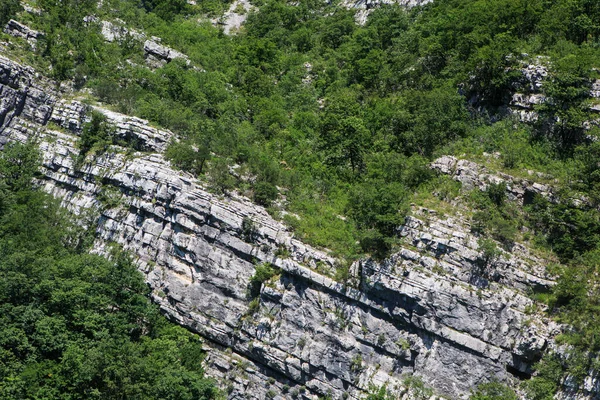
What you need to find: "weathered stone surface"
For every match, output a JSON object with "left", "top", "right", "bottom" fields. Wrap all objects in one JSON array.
[
  {"left": 101, "top": 19, "right": 145, "bottom": 43},
  {"left": 215, "top": 0, "right": 255, "bottom": 35},
  {"left": 0, "top": 53, "right": 572, "bottom": 399},
  {"left": 143, "top": 38, "right": 190, "bottom": 68},
  {"left": 508, "top": 57, "right": 600, "bottom": 121},
  {"left": 431, "top": 155, "right": 558, "bottom": 204},
  {"left": 397, "top": 207, "right": 555, "bottom": 292},
  {"left": 3, "top": 20, "right": 43, "bottom": 48}
]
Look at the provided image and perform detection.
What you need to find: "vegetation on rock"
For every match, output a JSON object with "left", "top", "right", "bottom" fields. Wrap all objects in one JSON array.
[
  {"left": 0, "top": 142, "right": 219, "bottom": 399},
  {"left": 5, "top": 0, "right": 600, "bottom": 397}
]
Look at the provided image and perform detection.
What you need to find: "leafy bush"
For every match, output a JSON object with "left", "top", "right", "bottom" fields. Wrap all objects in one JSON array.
[
  {"left": 0, "top": 0, "right": 22, "bottom": 27},
  {"left": 524, "top": 354, "right": 563, "bottom": 400},
  {"left": 207, "top": 158, "right": 236, "bottom": 194},
  {"left": 486, "top": 182, "right": 506, "bottom": 206},
  {"left": 0, "top": 142, "right": 220, "bottom": 400},
  {"left": 248, "top": 263, "right": 281, "bottom": 298},
  {"left": 470, "top": 381, "right": 518, "bottom": 400},
  {"left": 347, "top": 181, "right": 408, "bottom": 258},
  {"left": 77, "top": 111, "right": 115, "bottom": 164},
  {"left": 165, "top": 140, "right": 210, "bottom": 175},
  {"left": 241, "top": 217, "right": 259, "bottom": 242},
  {"left": 350, "top": 354, "right": 363, "bottom": 372},
  {"left": 253, "top": 181, "right": 279, "bottom": 207},
  {"left": 478, "top": 238, "right": 501, "bottom": 268}
]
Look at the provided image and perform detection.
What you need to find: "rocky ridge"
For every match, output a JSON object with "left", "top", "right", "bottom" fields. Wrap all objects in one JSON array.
[
  {"left": 214, "top": 0, "right": 255, "bottom": 35},
  {"left": 342, "top": 0, "right": 432, "bottom": 24},
  {"left": 0, "top": 52, "right": 565, "bottom": 399},
  {"left": 3, "top": 19, "right": 43, "bottom": 49},
  {"left": 508, "top": 57, "right": 600, "bottom": 123},
  {"left": 431, "top": 155, "right": 557, "bottom": 204}
]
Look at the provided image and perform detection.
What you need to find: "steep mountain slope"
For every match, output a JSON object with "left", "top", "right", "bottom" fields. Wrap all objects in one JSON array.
[
  {"left": 4, "top": 0, "right": 600, "bottom": 398},
  {"left": 0, "top": 52, "right": 563, "bottom": 399}
]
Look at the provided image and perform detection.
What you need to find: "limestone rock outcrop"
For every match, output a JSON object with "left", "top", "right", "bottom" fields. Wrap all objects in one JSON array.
[
  {"left": 101, "top": 19, "right": 145, "bottom": 43},
  {"left": 143, "top": 38, "right": 190, "bottom": 68},
  {"left": 342, "top": 0, "right": 432, "bottom": 24},
  {"left": 430, "top": 155, "right": 557, "bottom": 204},
  {"left": 3, "top": 19, "right": 43, "bottom": 48},
  {"left": 0, "top": 53, "right": 565, "bottom": 399},
  {"left": 215, "top": 0, "right": 255, "bottom": 35},
  {"left": 508, "top": 57, "right": 600, "bottom": 122}
]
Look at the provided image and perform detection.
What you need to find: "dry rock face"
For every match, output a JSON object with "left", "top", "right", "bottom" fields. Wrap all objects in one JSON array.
[
  {"left": 508, "top": 57, "right": 600, "bottom": 122},
  {"left": 98, "top": 20, "right": 189, "bottom": 68},
  {"left": 100, "top": 19, "right": 145, "bottom": 43},
  {"left": 430, "top": 155, "right": 557, "bottom": 204},
  {"left": 342, "top": 0, "right": 432, "bottom": 24},
  {"left": 216, "top": 0, "right": 255, "bottom": 35},
  {"left": 0, "top": 53, "right": 572, "bottom": 399},
  {"left": 3, "top": 19, "right": 43, "bottom": 48},
  {"left": 143, "top": 38, "right": 190, "bottom": 68}
]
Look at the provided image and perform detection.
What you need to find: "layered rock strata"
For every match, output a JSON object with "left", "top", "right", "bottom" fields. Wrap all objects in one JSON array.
[
  {"left": 3, "top": 19, "right": 43, "bottom": 48},
  {"left": 143, "top": 38, "right": 190, "bottom": 68},
  {"left": 342, "top": 0, "right": 432, "bottom": 24},
  {"left": 430, "top": 155, "right": 557, "bottom": 204},
  {"left": 0, "top": 53, "right": 560, "bottom": 399}
]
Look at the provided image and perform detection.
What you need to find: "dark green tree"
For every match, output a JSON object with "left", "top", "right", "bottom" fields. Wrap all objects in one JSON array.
[{"left": 0, "top": 0, "right": 22, "bottom": 27}]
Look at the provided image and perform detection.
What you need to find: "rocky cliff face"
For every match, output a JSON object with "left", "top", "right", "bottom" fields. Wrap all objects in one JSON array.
[
  {"left": 0, "top": 53, "right": 563, "bottom": 399},
  {"left": 343, "top": 0, "right": 432, "bottom": 24},
  {"left": 507, "top": 57, "right": 600, "bottom": 124}
]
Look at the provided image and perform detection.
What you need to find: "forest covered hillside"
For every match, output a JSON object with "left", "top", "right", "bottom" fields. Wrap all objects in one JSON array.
[{"left": 2, "top": 0, "right": 600, "bottom": 399}]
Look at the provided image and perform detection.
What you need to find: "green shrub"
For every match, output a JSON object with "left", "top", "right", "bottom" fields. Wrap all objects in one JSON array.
[
  {"left": 247, "top": 297, "right": 260, "bottom": 314},
  {"left": 350, "top": 354, "right": 363, "bottom": 373},
  {"left": 524, "top": 354, "right": 563, "bottom": 400},
  {"left": 165, "top": 140, "right": 210, "bottom": 175},
  {"left": 366, "top": 385, "right": 392, "bottom": 400},
  {"left": 253, "top": 181, "right": 279, "bottom": 207},
  {"left": 402, "top": 375, "right": 433, "bottom": 400},
  {"left": 0, "top": 0, "right": 22, "bottom": 26},
  {"left": 470, "top": 381, "right": 518, "bottom": 400},
  {"left": 486, "top": 182, "right": 506, "bottom": 206},
  {"left": 77, "top": 111, "right": 115, "bottom": 164},
  {"left": 207, "top": 158, "right": 236, "bottom": 194},
  {"left": 248, "top": 263, "right": 280, "bottom": 298},
  {"left": 478, "top": 238, "right": 501, "bottom": 267},
  {"left": 241, "top": 217, "right": 259, "bottom": 243}
]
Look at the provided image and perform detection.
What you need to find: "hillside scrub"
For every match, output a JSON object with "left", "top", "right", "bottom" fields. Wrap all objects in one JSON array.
[
  {"left": 7, "top": 0, "right": 600, "bottom": 395},
  {"left": 0, "top": 142, "right": 220, "bottom": 399}
]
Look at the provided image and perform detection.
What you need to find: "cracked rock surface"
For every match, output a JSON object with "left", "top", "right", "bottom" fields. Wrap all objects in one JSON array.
[{"left": 0, "top": 53, "right": 568, "bottom": 399}]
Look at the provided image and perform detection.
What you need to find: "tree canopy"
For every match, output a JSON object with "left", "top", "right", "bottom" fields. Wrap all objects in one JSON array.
[{"left": 0, "top": 142, "right": 219, "bottom": 400}]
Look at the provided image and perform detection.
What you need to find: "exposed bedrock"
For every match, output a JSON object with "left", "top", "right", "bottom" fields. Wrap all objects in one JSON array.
[{"left": 0, "top": 54, "right": 563, "bottom": 399}]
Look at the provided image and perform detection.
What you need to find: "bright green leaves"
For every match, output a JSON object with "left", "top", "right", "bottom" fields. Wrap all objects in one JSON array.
[
  {"left": 390, "top": 86, "right": 469, "bottom": 157},
  {"left": 141, "top": 0, "right": 190, "bottom": 21},
  {"left": 78, "top": 111, "right": 115, "bottom": 163},
  {"left": 0, "top": 144, "right": 218, "bottom": 399},
  {"left": 165, "top": 139, "right": 211, "bottom": 175},
  {"left": 0, "top": 142, "right": 40, "bottom": 194},
  {"left": 319, "top": 88, "right": 370, "bottom": 176},
  {"left": 321, "top": 115, "right": 371, "bottom": 175},
  {"left": 535, "top": 48, "right": 599, "bottom": 152},
  {"left": 347, "top": 181, "right": 408, "bottom": 258}
]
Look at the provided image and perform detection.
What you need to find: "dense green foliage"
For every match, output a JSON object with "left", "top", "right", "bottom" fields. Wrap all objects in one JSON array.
[
  {"left": 8, "top": 0, "right": 600, "bottom": 396},
  {"left": 20, "top": 0, "right": 600, "bottom": 259},
  {"left": 0, "top": 0, "right": 21, "bottom": 27},
  {"left": 0, "top": 142, "right": 219, "bottom": 399},
  {"left": 470, "top": 381, "right": 519, "bottom": 400}
]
